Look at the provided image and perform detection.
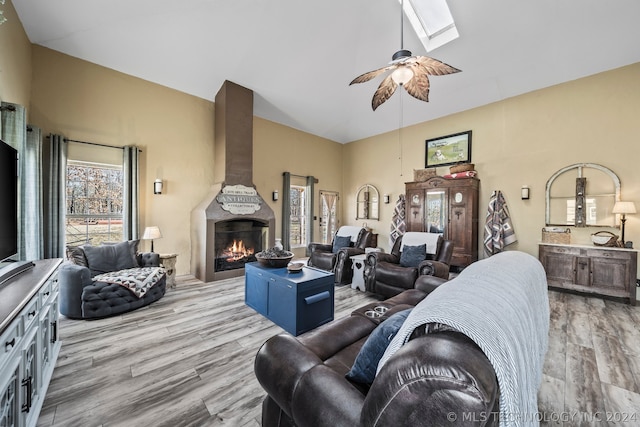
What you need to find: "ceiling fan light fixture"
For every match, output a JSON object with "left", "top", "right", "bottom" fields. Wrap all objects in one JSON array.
[
  {"left": 391, "top": 66, "right": 414, "bottom": 85},
  {"left": 349, "top": 0, "right": 461, "bottom": 110}
]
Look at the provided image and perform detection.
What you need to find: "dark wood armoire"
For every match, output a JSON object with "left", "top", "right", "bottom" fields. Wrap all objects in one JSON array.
[{"left": 405, "top": 176, "right": 480, "bottom": 268}]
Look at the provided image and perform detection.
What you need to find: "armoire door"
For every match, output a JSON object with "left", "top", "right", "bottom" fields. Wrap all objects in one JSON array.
[
  {"left": 448, "top": 187, "right": 475, "bottom": 267},
  {"left": 406, "top": 189, "right": 425, "bottom": 232}
]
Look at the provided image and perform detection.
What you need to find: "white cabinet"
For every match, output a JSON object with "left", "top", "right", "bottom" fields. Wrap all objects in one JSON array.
[{"left": 0, "top": 259, "right": 62, "bottom": 427}]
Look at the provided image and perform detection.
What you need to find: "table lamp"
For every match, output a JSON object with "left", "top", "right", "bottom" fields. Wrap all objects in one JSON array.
[
  {"left": 142, "top": 226, "right": 163, "bottom": 252},
  {"left": 612, "top": 201, "right": 636, "bottom": 246}
]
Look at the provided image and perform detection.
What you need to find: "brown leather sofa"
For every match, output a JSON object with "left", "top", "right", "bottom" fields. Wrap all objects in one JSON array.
[
  {"left": 254, "top": 280, "right": 499, "bottom": 427},
  {"left": 363, "top": 234, "right": 453, "bottom": 298},
  {"left": 308, "top": 227, "right": 373, "bottom": 285}
]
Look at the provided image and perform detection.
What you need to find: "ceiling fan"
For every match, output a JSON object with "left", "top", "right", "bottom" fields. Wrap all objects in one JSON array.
[{"left": 349, "top": 0, "right": 461, "bottom": 111}]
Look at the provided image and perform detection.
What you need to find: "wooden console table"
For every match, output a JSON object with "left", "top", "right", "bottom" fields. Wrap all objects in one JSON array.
[{"left": 539, "top": 243, "right": 637, "bottom": 305}]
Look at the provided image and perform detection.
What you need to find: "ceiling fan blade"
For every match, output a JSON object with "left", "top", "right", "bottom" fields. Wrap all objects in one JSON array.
[
  {"left": 372, "top": 75, "right": 398, "bottom": 111},
  {"left": 403, "top": 72, "right": 431, "bottom": 102},
  {"left": 414, "top": 56, "right": 461, "bottom": 76},
  {"left": 349, "top": 65, "right": 394, "bottom": 85}
]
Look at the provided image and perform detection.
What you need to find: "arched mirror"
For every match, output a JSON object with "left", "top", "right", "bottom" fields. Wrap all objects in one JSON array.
[
  {"left": 356, "top": 184, "right": 379, "bottom": 220},
  {"left": 546, "top": 163, "right": 620, "bottom": 227}
]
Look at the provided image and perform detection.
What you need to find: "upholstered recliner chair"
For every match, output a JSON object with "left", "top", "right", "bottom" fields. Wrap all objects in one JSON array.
[
  {"left": 308, "top": 226, "right": 373, "bottom": 285},
  {"left": 364, "top": 232, "right": 453, "bottom": 298}
]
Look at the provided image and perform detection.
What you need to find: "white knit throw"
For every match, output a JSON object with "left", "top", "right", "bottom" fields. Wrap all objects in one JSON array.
[{"left": 377, "top": 251, "right": 549, "bottom": 427}]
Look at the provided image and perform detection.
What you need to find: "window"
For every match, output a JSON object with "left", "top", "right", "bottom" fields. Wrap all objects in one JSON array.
[
  {"left": 289, "top": 185, "right": 307, "bottom": 248},
  {"left": 65, "top": 161, "right": 124, "bottom": 246},
  {"left": 401, "top": 0, "right": 458, "bottom": 52}
]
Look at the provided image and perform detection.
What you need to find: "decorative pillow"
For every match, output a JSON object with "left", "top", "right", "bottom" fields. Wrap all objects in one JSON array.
[
  {"left": 332, "top": 235, "right": 352, "bottom": 253},
  {"left": 67, "top": 246, "right": 88, "bottom": 267},
  {"left": 83, "top": 241, "right": 139, "bottom": 277},
  {"left": 345, "top": 308, "right": 412, "bottom": 385},
  {"left": 104, "top": 239, "right": 140, "bottom": 259},
  {"left": 399, "top": 244, "right": 427, "bottom": 267}
]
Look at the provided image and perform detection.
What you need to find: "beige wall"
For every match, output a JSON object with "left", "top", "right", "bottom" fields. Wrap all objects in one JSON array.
[
  {"left": 253, "top": 117, "right": 344, "bottom": 258},
  {"left": 26, "top": 46, "right": 343, "bottom": 273},
  {"left": 0, "top": 0, "right": 32, "bottom": 107},
  {"left": 344, "top": 63, "right": 640, "bottom": 266}
]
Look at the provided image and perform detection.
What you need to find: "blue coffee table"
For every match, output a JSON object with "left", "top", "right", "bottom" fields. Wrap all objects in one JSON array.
[{"left": 245, "top": 262, "right": 335, "bottom": 336}]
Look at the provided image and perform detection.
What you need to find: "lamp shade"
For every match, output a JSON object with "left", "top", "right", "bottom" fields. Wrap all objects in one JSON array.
[
  {"left": 612, "top": 201, "right": 637, "bottom": 215},
  {"left": 142, "top": 226, "right": 163, "bottom": 240}
]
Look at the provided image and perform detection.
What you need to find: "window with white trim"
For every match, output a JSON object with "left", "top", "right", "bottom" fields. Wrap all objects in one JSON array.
[{"left": 65, "top": 161, "right": 124, "bottom": 246}]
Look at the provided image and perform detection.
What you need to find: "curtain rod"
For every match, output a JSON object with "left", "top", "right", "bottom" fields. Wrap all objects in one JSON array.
[{"left": 45, "top": 135, "right": 142, "bottom": 152}]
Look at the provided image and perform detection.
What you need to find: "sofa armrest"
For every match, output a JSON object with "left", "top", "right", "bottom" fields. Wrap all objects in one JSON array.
[
  {"left": 291, "top": 364, "right": 364, "bottom": 427},
  {"left": 308, "top": 243, "right": 333, "bottom": 253},
  {"left": 366, "top": 252, "right": 399, "bottom": 266},
  {"left": 137, "top": 252, "right": 160, "bottom": 267},
  {"left": 418, "top": 260, "right": 449, "bottom": 279},
  {"left": 414, "top": 275, "right": 449, "bottom": 295},
  {"left": 337, "top": 247, "right": 365, "bottom": 258},
  {"left": 361, "top": 331, "right": 499, "bottom": 427},
  {"left": 58, "top": 262, "right": 94, "bottom": 318},
  {"left": 255, "top": 334, "right": 324, "bottom": 419}
]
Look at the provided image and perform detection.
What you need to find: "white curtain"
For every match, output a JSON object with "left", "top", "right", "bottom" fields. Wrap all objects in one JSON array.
[{"left": 24, "top": 125, "right": 44, "bottom": 260}]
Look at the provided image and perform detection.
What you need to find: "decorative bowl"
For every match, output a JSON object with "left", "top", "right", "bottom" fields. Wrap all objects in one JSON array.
[
  {"left": 255, "top": 251, "right": 294, "bottom": 268},
  {"left": 287, "top": 262, "right": 304, "bottom": 273}
]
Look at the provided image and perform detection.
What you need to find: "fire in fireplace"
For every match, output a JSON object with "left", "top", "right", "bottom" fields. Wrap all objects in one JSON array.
[{"left": 214, "top": 219, "right": 267, "bottom": 272}]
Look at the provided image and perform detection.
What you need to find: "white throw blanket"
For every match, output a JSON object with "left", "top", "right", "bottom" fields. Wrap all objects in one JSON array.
[
  {"left": 377, "top": 251, "right": 549, "bottom": 427},
  {"left": 336, "top": 225, "right": 363, "bottom": 243},
  {"left": 400, "top": 231, "right": 441, "bottom": 255}
]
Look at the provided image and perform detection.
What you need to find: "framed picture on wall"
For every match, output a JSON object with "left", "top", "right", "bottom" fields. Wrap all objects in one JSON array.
[{"left": 425, "top": 130, "right": 472, "bottom": 168}]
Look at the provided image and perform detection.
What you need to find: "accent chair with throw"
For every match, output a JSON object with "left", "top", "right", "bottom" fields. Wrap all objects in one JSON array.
[
  {"left": 364, "top": 232, "right": 453, "bottom": 298},
  {"left": 307, "top": 226, "right": 373, "bottom": 285},
  {"left": 59, "top": 240, "right": 167, "bottom": 319}
]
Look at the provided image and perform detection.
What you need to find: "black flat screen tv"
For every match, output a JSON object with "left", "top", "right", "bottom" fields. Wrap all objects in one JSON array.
[{"left": 0, "top": 139, "right": 18, "bottom": 263}]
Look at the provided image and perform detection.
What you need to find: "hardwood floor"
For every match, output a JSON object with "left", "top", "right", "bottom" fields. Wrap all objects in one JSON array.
[
  {"left": 539, "top": 291, "right": 640, "bottom": 426},
  {"left": 37, "top": 275, "right": 640, "bottom": 426}
]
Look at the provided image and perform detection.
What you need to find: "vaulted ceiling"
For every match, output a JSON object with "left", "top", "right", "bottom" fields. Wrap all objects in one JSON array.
[{"left": 12, "top": 0, "right": 640, "bottom": 143}]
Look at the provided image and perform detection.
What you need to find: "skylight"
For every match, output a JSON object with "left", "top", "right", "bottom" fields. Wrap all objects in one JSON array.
[{"left": 400, "top": 0, "right": 459, "bottom": 52}]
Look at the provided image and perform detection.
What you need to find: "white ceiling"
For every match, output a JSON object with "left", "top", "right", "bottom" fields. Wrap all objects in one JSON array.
[{"left": 12, "top": 0, "right": 640, "bottom": 143}]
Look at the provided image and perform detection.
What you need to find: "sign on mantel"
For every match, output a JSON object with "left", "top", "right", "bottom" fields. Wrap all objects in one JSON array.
[{"left": 216, "top": 185, "right": 262, "bottom": 215}]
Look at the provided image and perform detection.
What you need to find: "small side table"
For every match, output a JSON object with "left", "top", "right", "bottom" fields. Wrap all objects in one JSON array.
[
  {"left": 160, "top": 253, "right": 178, "bottom": 288},
  {"left": 350, "top": 254, "right": 367, "bottom": 292}
]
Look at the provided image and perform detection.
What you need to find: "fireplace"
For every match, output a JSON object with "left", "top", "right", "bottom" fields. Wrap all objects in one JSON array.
[
  {"left": 191, "top": 80, "right": 276, "bottom": 282},
  {"left": 214, "top": 220, "right": 267, "bottom": 272}
]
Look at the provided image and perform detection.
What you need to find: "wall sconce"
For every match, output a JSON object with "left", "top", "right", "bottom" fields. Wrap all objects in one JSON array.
[
  {"left": 272, "top": 190, "right": 279, "bottom": 201},
  {"left": 383, "top": 194, "right": 390, "bottom": 204},
  {"left": 521, "top": 186, "right": 530, "bottom": 200},
  {"left": 154, "top": 179, "right": 163, "bottom": 194}
]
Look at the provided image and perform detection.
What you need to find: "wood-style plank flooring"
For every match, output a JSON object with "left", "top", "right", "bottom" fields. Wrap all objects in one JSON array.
[{"left": 37, "top": 275, "right": 640, "bottom": 426}]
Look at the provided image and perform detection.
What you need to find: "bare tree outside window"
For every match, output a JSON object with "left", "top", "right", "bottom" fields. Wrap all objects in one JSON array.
[
  {"left": 289, "top": 186, "right": 307, "bottom": 248},
  {"left": 66, "top": 162, "right": 124, "bottom": 246}
]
